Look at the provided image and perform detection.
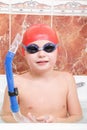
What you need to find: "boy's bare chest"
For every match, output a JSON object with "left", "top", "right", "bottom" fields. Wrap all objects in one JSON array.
[{"left": 19, "top": 82, "right": 67, "bottom": 116}]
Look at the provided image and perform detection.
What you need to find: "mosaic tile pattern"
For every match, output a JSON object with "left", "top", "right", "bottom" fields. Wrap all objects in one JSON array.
[{"left": 0, "top": 0, "right": 87, "bottom": 75}]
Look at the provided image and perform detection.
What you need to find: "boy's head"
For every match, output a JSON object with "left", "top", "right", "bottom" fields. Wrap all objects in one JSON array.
[{"left": 22, "top": 24, "right": 59, "bottom": 55}]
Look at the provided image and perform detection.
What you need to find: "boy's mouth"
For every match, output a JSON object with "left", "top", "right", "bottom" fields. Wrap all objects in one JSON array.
[{"left": 36, "top": 61, "right": 48, "bottom": 64}]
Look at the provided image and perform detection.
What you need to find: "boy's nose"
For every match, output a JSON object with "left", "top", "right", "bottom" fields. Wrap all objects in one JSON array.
[{"left": 37, "top": 50, "right": 46, "bottom": 58}]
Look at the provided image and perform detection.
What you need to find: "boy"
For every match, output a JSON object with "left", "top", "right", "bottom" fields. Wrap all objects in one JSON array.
[{"left": 1, "top": 24, "right": 82, "bottom": 123}]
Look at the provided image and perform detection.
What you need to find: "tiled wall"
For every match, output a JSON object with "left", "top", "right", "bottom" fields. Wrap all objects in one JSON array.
[{"left": 0, "top": 1, "right": 87, "bottom": 75}]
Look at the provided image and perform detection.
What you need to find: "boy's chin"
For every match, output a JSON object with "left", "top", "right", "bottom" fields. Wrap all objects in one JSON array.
[{"left": 35, "top": 67, "right": 52, "bottom": 72}]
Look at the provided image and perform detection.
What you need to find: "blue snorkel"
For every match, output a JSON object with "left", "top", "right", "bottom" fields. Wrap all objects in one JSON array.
[
  {"left": 5, "top": 43, "right": 19, "bottom": 113},
  {"left": 4, "top": 34, "right": 30, "bottom": 122}
]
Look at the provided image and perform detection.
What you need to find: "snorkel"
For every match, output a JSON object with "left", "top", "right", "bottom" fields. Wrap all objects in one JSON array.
[{"left": 4, "top": 33, "right": 30, "bottom": 123}]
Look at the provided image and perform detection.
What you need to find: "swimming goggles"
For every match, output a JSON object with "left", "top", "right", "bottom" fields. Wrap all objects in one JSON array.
[{"left": 22, "top": 42, "right": 58, "bottom": 54}]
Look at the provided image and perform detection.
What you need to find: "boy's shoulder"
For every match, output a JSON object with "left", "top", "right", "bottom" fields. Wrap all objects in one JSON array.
[
  {"left": 60, "top": 71, "right": 74, "bottom": 80},
  {"left": 14, "top": 72, "right": 29, "bottom": 85},
  {"left": 14, "top": 72, "right": 29, "bottom": 79},
  {"left": 56, "top": 71, "right": 73, "bottom": 77},
  {"left": 55, "top": 71, "right": 74, "bottom": 83}
]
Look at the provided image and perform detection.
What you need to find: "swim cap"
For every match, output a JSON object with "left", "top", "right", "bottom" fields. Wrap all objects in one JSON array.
[{"left": 22, "top": 24, "right": 58, "bottom": 46}]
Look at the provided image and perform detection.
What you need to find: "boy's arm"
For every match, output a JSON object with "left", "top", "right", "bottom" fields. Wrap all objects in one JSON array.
[
  {"left": 55, "top": 115, "right": 82, "bottom": 123},
  {"left": 56, "top": 73, "right": 82, "bottom": 123},
  {"left": 1, "top": 87, "right": 17, "bottom": 123}
]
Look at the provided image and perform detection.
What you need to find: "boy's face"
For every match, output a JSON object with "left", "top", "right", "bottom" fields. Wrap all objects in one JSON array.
[{"left": 24, "top": 40, "right": 58, "bottom": 72}]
